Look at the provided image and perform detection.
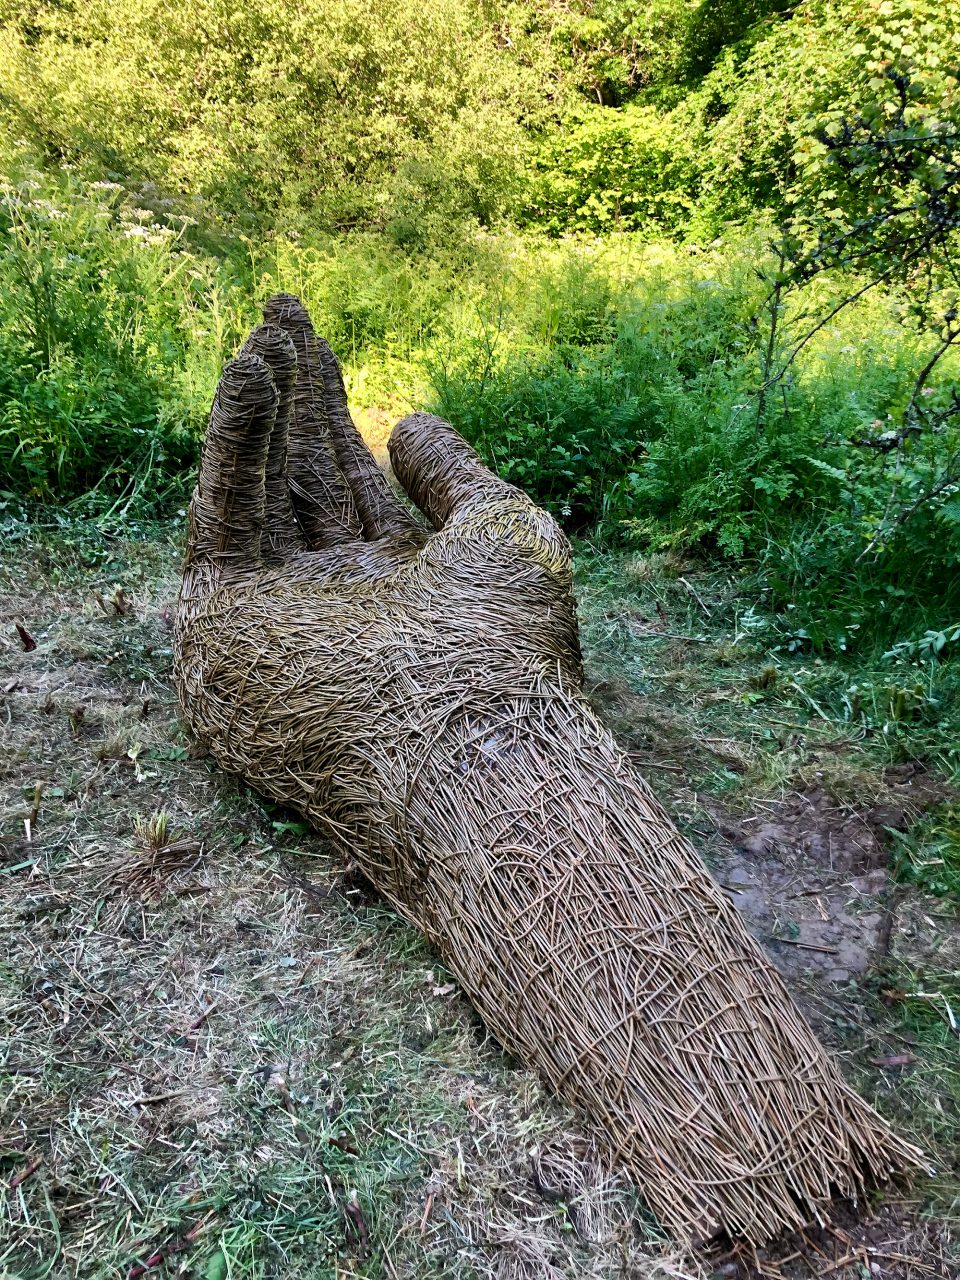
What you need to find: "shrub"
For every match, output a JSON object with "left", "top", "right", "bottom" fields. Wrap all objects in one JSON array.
[
  {"left": 526, "top": 104, "right": 697, "bottom": 236},
  {"left": 0, "top": 0, "right": 548, "bottom": 235},
  {"left": 428, "top": 236, "right": 960, "bottom": 650}
]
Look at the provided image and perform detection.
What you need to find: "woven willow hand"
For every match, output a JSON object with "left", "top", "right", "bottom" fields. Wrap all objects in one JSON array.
[{"left": 174, "top": 295, "right": 920, "bottom": 1246}]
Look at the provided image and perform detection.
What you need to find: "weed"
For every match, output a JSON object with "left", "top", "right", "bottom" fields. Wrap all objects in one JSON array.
[{"left": 889, "top": 806, "right": 960, "bottom": 901}]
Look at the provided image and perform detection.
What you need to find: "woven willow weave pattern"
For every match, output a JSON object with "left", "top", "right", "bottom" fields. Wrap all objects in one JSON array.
[{"left": 173, "top": 296, "right": 923, "bottom": 1246}]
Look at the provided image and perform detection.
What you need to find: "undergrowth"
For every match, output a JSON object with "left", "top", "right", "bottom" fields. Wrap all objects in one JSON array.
[{"left": 4, "top": 156, "right": 959, "bottom": 663}]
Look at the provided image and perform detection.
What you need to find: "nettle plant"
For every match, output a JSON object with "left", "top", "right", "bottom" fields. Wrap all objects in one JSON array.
[{"left": 754, "top": 18, "right": 960, "bottom": 564}]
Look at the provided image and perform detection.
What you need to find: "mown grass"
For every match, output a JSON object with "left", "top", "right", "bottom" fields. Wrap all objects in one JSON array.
[
  {"left": 1, "top": 520, "right": 958, "bottom": 1279},
  {"left": 576, "top": 549, "right": 960, "bottom": 811},
  {"left": 0, "top": 525, "right": 667, "bottom": 1280}
]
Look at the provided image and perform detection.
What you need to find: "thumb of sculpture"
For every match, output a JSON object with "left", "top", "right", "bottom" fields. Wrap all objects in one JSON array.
[{"left": 174, "top": 296, "right": 924, "bottom": 1248}]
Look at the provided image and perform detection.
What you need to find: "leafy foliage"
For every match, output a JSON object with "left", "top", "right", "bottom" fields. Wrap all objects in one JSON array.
[
  {"left": 428, "top": 234, "right": 960, "bottom": 650},
  {"left": 0, "top": 168, "right": 203, "bottom": 504},
  {"left": 0, "top": 0, "right": 551, "bottom": 239},
  {"left": 526, "top": 104, "right": 696, "bottom": 234},
  {"left": 538, "top": 0, "right": 795, "bottom": 104},
  {"left": 889, "top": 805, "right": 960, "bottom": 899},
  {"left": 2, "top": 0, "right": 960, "bottom": 660}
]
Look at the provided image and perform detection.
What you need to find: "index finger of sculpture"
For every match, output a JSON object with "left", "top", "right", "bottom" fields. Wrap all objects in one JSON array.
[
  {"left": 262, "top": 292, "right": 363, "bottom": 549},
  {"left": 240, "top": 324, "right": 304, "bottom": 559},
  {"left": 183, "top": 352, "right": 277, "bottom": 582}
]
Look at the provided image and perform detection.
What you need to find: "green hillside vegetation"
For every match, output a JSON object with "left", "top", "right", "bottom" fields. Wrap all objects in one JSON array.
[{"left": 0, "top": 0, "right": 958, "bottom": 654}]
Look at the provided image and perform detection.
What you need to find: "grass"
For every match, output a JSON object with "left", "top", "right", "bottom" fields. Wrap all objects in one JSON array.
[
  {"left": 576, "top": 548, "right": 960, "bottom": 809},
  {"left": 1, "top": 520, "right": 958, "bottom": 1279}
]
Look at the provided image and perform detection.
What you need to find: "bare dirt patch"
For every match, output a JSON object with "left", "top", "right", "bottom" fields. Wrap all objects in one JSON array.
[
  {"left": 702, "top": 767, "right": 954, "bottom": 993},
  {"left": 716, "top": 770, "right": 947, "bottom": 875},
  {"left": 704, "top": 789, "right": 900, "bottom": 986},
  {"left": 715, "top": 1202, "right": 955, "bottom": 1280}
]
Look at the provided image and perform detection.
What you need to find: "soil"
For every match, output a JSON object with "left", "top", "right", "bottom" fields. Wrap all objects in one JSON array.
[
  {"left": 714, "top": 1201, "right": 954, "bottom": 1280},
  {"left": 717, "top": 770, "right": 946, "bottom": 874},
  {"left": 702, "top": 769, "right": 956, "bottom": 991}
]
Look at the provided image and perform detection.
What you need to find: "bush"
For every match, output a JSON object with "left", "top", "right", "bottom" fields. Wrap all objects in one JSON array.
[
  {"left": 677, "top": 0, "right": 960, "bottom": 223},
  {"left": 525, "top": 104, "right": 697, "bottom": 235},
  {"left": 433, "top": 343, "right": 650, "bottom": 529},
  {"left": 427, "top": 236, "right": 960, "bottom": 650},
  {"left": 2, "top": 158, "right": 958, "bottom": 656},
  {"left": 0, "top": 158, "right": 498, "bottom": 508},
  {"left": 0, "top": 0, "right": 549, "bottom": 236}
]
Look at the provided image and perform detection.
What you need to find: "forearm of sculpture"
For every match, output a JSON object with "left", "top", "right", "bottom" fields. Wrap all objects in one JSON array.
[{"left": 176, "top": 606, "right": 918, "bottom": 1244}]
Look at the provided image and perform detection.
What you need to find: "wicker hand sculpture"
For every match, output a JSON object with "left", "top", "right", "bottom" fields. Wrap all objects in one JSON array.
[{"left": 174, "top": 295, "right": 920, "bottom": 1246}]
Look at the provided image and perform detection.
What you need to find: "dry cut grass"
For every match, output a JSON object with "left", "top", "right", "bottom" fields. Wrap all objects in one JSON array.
[
  {"left": 0, "top": 527, "right": 956, "bottom": 1279},
  {"left": 0, "top": 529, "right": 695, "bottom": 1279}
]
